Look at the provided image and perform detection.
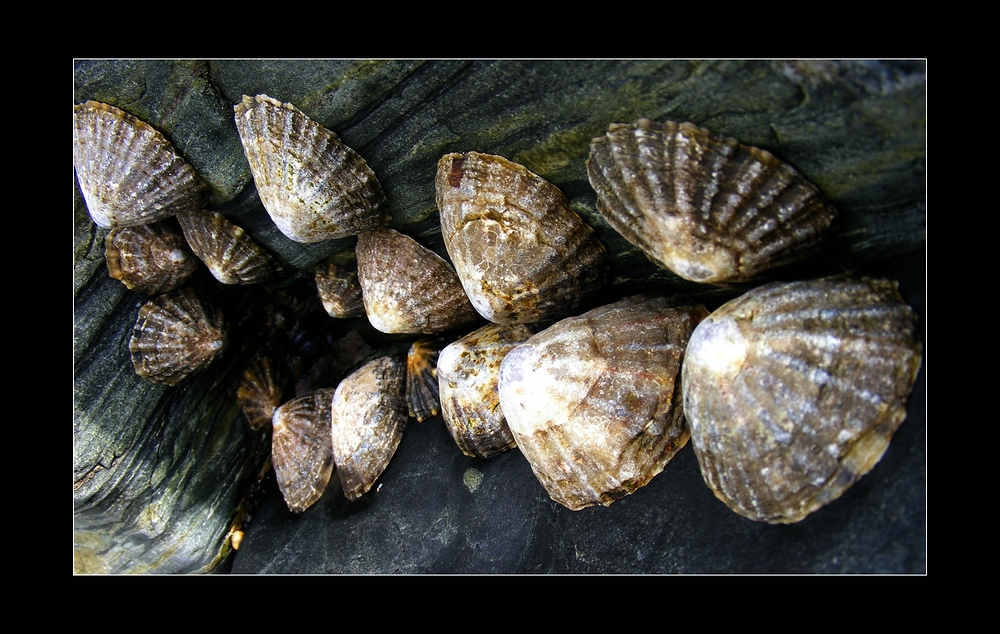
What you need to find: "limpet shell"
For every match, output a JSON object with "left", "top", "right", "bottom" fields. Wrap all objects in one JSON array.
[
  {"left": 498, "top": 295, "right": 707, "bottom": 510},
  {"left": 436, "top": 152, "right": 609, "bottom": 324},
  {"left": 129, "top": 288, "right": 227, "bottom": 386},
  {"left": 681, "top": 277, "right": 923, "bottom": 524},
  {"left": 177, "top": 210, "right": 285, "bottom": 285},
  {"left": 314, "top": 263, "right": 365, "bottom": 319},
  {"left": 406, "top": 338, "right": 443, "bottom": 422},
  {"left": 105, "top": 221, "right": 199, "bottom": 295},
  {"left": 587, "top": 119, "right": 837, "bottom": 284},
  {"left": 74, "top": 101, "right": 205, "bottom": 228},
  {"left": 356, "top": 227, "right": 480, "bottom": 334},
  {"left": 437, "top": 323, "right": 537, "bottom": 458},
  {"left": 271, "top": 387, "right": 336, "bottom": 513},
  {"left": 330, "top": 355, "right": 408, "bottom": 501},
  {"left": 237, "top": 352, "right": 290, "bottom": 433},
  {"left": 234, "top": 94, "right": 388, "bottom": 243}
]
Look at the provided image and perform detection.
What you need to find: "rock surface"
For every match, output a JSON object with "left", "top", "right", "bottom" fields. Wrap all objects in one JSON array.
[{"left": 74, "top": 59, "right": 925, "bottom": 574}]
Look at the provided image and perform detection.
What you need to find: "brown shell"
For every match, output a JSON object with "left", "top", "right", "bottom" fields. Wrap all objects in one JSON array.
[
  {"left": 587, "top": 119, "right": 837, "bottom": 284},
  {"left": 498, "top": 296, "right": 707, "bottom": 510},
  {"left": 406, "top": 338, "right": 443, "bottom": 422},
  {"left": 129, "top": 289, "right": 227, "bottom": 386},
  {"left": 437, "top": 323, "right": 537, "bottom": 458},
  {"left": 356, "top": 228, "right": 480, "bottom": 334},
  {"left": 271, "top": 387, "right": 336, "bottom": 513},
  {"left": 681, "top": 277, "right": 923, "bottom": 523},
  {"left": 233, "top": 94, "right": 388, "bottom": 243},
  {"left": 176, "top": 210, "right": 285, "bottom": 284},
  {"left": 237, "top": 352, "right": 290, "bottom": 433},
  {"left": 330, "top": 355, "right": 408, "bottom": 501},
  {"left": 105, "top": 221, "right": 199, "bottom": 295},
  {"left": 74, "top": 101, "right": 206, "bottom": 228},
  {"left": 436, "top": 152, "right": 609, "bottom": 325},
  {"left": 314, "top": 263, "right": 366, "bottom": 319}
]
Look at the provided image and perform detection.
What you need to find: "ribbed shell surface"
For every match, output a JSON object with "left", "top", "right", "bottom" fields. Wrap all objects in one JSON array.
[
  {"left": 681, "top": 277, "right": 923, "bottom": 523},
  {"left": 436, "top": 152, "right": 609, "bottom": 324},
  {"left": 237, "top": 353, "right": 289, "bottom": 433},
  {"left": 438, "top": 323, "right": 537, "bottom": 458},
  {"left": 498, "top": 296, "right": 707, "bottom": 510},
  {"left": 74, "top": 101, "right": 205, "bottom": 228},
  {"left": 587, "top": 119, "right": 837, "bottom": 284},
  {"left": 271, "top": 387, "right": 336, "bottom": 513},
  {"left": 233, "top": 94, "right": 387, "bottom": 243},
  {"left": 406, "top": 339, "right": 443, "bottom": 422},
  {"left": 330, "top": 355, "right": 408, "bottom": 501},
  {"left": 176, "top": 210, "right": 284, "bottom": 284},
  {"left": 105, "top": 221, "right": 199, "bottom": 295},
  {"left": 314, "top": 263, "right": 366, "bottom": 319},
  {"left": 356, "top": 228, "right": 480, "bottom": 334},
  {"left": 129, "top": 289, "right": 227, "bottom": 386}
]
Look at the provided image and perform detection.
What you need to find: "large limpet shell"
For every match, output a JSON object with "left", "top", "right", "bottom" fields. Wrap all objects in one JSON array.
[
  {"left": 587, "top": 119, "right": 837, "bottom": 284},
  {"left": 233, "top": 94, "right": 388, "bottom": 243},
  {"left": 105, "top": 221, "right": 199, "bottom": 295},
  {"left": 498, "top": 296, "right": 707, "bottom": 510},
  {"left": 681, "top": 277, "right": 923, "bottom": 524},
  {"left": 436, "top": 152, "right": 609, "bottom": 324},
  {"left": 129, "top": 288, "right": 227, "bottom": 386},
  {"left": 74, "top": 101, "right": 206, "bottom": 229},
  {"left": 356, "top": 228, "right": 480, "bottom": 334},
  {"left": 177, "top": 210, "right": 285, "bottom": 285},
  {"left": 330, "top": 355, "right": 408, "bottom": 501},
  {"left": 271, "top": 387, "right": 336, "bottom": 513},
  {"left": 438, "top": 323, "right": 537, "bottom": 458}
]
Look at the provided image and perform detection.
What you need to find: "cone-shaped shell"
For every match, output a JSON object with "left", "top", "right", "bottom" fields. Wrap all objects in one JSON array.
[
  {"left": 234, "top": 94, "right": 387, "bottom": 243},
  {"left": 177, "top": 210, "right": 285, "bottom": 284},
  {"left": 330, "top": 355, "right": 408, "bottom": 500},
  {"left": 587, "top": 119, "right": 837, "bottom": 284},
  {"left": 74, "top": 101, "right": 205, "bottom": 228},
  {"left": 129, "top": 289, "right": 227, "bottom": 385},
  {"left": 406, "top": 338, "right": 443, "bottom": 422},
  {"left": 105, "top": 221, "right": 198, "bottom": 295},
  {"left": 438, "top": 323, "right": 537, "bottom": 458},
  {"left": 436, "top": 152, "right": 609, "bottom": 324},
  {"left": 271, "top": 387, "right": 336, "bottom": 513},
  {"left": 315, "top": 263, "right": 365, "bottom": 319},
  {"left": 681, "top": 277, "right": 923, "bottom": 523},
  {"left": 498, "top": 296, "right": 707, "bottom": 510},
  {"left": 237, "top": 352, "right": 290, "bottom": 433},
  {"left": 356, "top": 228, "right": 480, "bottom": 334}
]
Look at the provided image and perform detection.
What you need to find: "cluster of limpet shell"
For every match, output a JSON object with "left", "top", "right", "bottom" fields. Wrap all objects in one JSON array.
[{"left": 75, "top": 94, "right": 922, "bottom": 529}]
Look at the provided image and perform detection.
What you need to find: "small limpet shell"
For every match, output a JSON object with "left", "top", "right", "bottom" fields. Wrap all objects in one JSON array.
[
  {"left": 237, "top": 352, "right": 290, "bottom": 433},
  {"left": 176, "top": 210, "right": 285, "bottom": 285},
  {"left": 681, "top": 277, "right": 923, "bottom": 523},
  {"left": 74, "top": 101, "right": 205, "bottom": 228},
  {"left": 330, "top": 355, "right": 408, "bottom": 501},
  {"left": 271, "top": 387, "right": 336, "bottom": 513},
  {"left": 438, "top": 323, "right": 537, "bottom": 458},
  {"left": 436, "top": 152, "right": 609, "bottom": 324},
  {"left": 129, "top": 288, "right": 227, "bottom": 386},
  {"left": 498, "top": 296, "right": 707, "bottom": 510},
  {"left": 587, "top": 119, "right": 837, "bottom": 284},
  {"left": 105, "top": 221, "right": 199, "bottom": 295},
  {"left": 406, "top": 338, "right": 444, "bottom": 422},
  {"left": 356, "top": 228, "right": 480, "bottom": 334},
  {"left": 234, "top": 94, "right": 388, "bottom": 243},
  {"left": 314, "top": 263, "right": 365, "bottom": 319}
]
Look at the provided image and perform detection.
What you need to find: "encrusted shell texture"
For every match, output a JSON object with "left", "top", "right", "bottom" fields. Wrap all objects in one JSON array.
[
  {"left": 437, "top": 323, "right": 536, "bottom": 458},
  {"left": 498, "top": 296, "right": 707, "bottom": 510},
  {"left": 129, "top": 288, "right": 227, "bottom": 386},
  {"left": 356, "top": 227, "right": 480, "bottom": 334},
  {"left": 74, "top": 101, "right": 205, "bottom": 228},
  {"left": 271, "top": 387, "right": 336, "bottom": 513},
  {"left": 233, "top": 94, "right": 388, "bottom": 243},
  {"left": 681, "top": 277, "right": 922, "bottom": 524},
  {"left": 105, "top": 221, "right": 199, "bottom": 295},
  {"left": 177, "top": 210, "right": 285, "bottom": 284},
  {"left": 315, "top": 263, "right": 365, "bottom": 319},
  {"left": 436, "top": 152, "right": 609, "bottom": 324},
  {"left": 587, "top": 119, "right": 837, "bottom": 284},
  {"left": 330, "top": 355, "right": 408, "bottom": 501}
]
